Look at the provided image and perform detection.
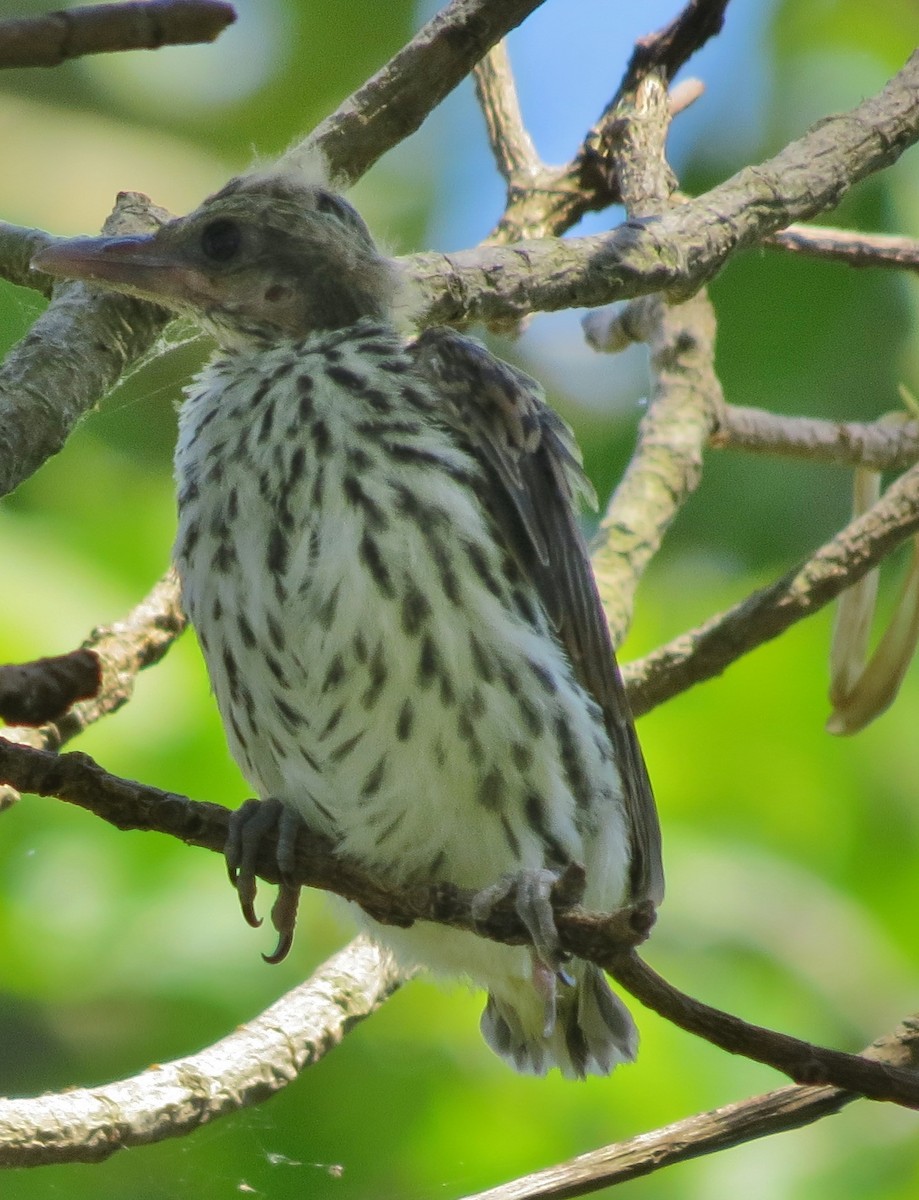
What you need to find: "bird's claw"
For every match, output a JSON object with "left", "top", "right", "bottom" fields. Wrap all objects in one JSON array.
[
  {"left": 225, "top": 796, "right": 304, "bottom": 961},
  {"left": 471, "top": 867, "right": 572, "bottom": 974},
  {"left": 473, "top": 867, "right": 578, "bottom": 1039},
  {"left": 264, "top": 883, "right": 300, "bottom": 964}
]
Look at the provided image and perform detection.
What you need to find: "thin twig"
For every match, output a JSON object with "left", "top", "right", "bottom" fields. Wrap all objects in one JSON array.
[
  {"left": 0, "top": 0, "right": 235, "bottom": 69},
  {"left": 490, "top": 0, "right": 729, "bottom": 242},
  {"left": 460, "top": 1015, "right": 919, "bottom": 1200},
  {"left": 769, "top": 223, "right": 919, "bottom": 271},
  {"left": 713, "top": 404, "right": 919, "bottom": 470},
  {"left": 609, "top": 953, "right": 919, "bottom": 1107},
  {"left": 624, "top": 459, "right": 919, "bottom": 716},
  {"left": 0, "top": 935, "right": 401, "bottom": 1167}
]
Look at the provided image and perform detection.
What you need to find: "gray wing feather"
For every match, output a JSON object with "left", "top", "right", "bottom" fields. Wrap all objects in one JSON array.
[{"left": 409, "top": 328, "right": 664, "bottom": 907}]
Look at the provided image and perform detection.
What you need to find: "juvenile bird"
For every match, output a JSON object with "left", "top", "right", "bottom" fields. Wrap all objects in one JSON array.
[{"left": 32, "top": 170, "right": 663, "bottom": 1078}]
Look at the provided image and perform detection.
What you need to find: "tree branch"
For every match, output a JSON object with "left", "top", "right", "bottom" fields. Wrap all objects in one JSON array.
[
  {"left": 2, "top": 739, "right": 919, "bottom": 1111},
  {"left": 0, "top": 220, "right": 56, "bottom": 293},
  {"left": 0, "top": 570, "right": 185, "bottom": 810},
  {"left": 490, "top": 0, "right": 727, "bottom": 242},
  {"left": 410, "top": 49, "right": 919, "bottom": 325},
  {"left": 624, "top": 459, "right": 919, "bottom": 716},
  {"left": 291, "top": 0, "right": 552, "bottom": 187},
  {"left": 589, "top": 281, "right": 721, "bottom": 643},
  {"left": 768, "top": 222, "right": 919, "bottom": 272},
  {"left": 0, "top": 192, "right": 172, "bottom": 500},
  {"left": 3, "top": 49, "right": 917, "bottom": 502},
  {"left": 460, "top": 1015, "right": 919, "bottom": 1200},
  {"left": 0, "top": 935, "right": 401, "bottom": 1167},
  {"left": 712, "top": 404, "right": 919, "bottom": 470},
  {"left": 0, "top": 649, "right": 100, "bottom": 726},
  {"left": 608, "top": 953, "right": 919, "bottom": 1107},
  {"left": 0, "top": 738, "right": 656, "bottom": 960},
  {"left": 0, "top": 0, "right": 235, "bottom": 70},
  {"left": 584, "top": 73, "right": 721, "bottom": 644},
  {"left": 473, "top": 41, "right": 542, "bottom": 187}
]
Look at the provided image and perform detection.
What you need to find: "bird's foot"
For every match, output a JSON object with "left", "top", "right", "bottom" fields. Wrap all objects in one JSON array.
[
  {"left": 472, "top": 867, "right": 578, "bottom": 1039},
  {"left": 475, "top": 868, "right": 583, "bottom": 1036},
  {"left": 471, "top": 865, "right": 581, "bottom": 972},
  {"left": 225, "top": 797, "right": 304, "bottom": 964}
]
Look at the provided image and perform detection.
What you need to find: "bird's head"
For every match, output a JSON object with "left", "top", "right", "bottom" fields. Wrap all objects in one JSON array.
[{"left": 31, "top": 174, "right": 400, "bottom": 350}]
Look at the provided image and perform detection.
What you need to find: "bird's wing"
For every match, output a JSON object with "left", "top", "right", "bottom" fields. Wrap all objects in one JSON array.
[{"left": 409, "top": 327, "right": 663, "bottom": 906}]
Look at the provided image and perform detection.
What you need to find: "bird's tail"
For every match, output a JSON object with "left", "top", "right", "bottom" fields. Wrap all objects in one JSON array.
[{"left": 480, "top": 962, "right": 637, "bottom": 1079}]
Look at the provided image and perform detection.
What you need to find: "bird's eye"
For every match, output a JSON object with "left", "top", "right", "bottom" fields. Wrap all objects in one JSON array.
[{"left": 200, "top": 218, "right": 242, "bottom": 262}]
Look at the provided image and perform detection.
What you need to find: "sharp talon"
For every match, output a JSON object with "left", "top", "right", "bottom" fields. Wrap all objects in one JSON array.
[
  {"left": 240, "top": 896, "right": 263, "bottom": 929},
  {"left": 557, "top": 968, "right": 576, "bottom": 988},
  {"left": 224, "top": 797, "right": 306, "bottom": 953},
  {"left": 472, "top": 868, "right": 566, "bottom": 972},
  {"left": 262, "top": 883, "right": 300, "bottom": 964},
  {"left": 263, "top": 931, "right": 294, "bottom": 965}
]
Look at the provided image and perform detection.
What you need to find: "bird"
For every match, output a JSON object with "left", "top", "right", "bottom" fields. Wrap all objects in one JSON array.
[{"left": 32, "top": 167, "right": 663, "bottom": 1078}]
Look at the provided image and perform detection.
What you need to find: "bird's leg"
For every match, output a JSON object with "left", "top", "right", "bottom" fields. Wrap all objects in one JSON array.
[
  {"left": 225, "top": 797, "right": 304, "bottom": 963},
  {"left": 471, "top": 867, "right": 577, "bottom": 1033},
  {"left": 471, "top": 866, "right": 580, "bottom": 969}
]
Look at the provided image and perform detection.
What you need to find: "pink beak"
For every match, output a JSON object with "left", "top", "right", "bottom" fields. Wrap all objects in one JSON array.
[{"left": 31, "top": 235, "right": 208, "bottom": 308}]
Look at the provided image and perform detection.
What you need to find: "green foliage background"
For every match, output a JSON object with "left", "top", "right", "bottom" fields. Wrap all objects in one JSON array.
[{"left": 1, "top": 1, "right": 919, "bottom": 1197}]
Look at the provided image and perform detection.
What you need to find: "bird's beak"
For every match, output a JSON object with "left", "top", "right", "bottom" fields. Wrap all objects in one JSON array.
[{"left": 31, "top": 235, "right": 204, "bottom": 309}]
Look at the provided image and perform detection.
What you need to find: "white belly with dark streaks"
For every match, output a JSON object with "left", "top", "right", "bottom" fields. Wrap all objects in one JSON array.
[{"left": 173, "top": 323, "right": 630, "bottom": 990}]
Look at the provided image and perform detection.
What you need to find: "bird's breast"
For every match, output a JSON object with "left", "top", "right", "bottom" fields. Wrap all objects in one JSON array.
[{"left": 170, "top": 327, "right": 626, "bottom": 899}]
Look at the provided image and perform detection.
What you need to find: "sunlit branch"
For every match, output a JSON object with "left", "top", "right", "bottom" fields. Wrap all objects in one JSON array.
[
  {"left": 0, "top": 936, "right": 401, "bottom": 1167},
  {"left": 473, "top": 41, "right": 542, "bottom": 187},
  {"left": 769, "top": 223, "right": 919, "bottom": 271},
  {"left": 296, "top": 0, "right": 553, "bottom": 187}
]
